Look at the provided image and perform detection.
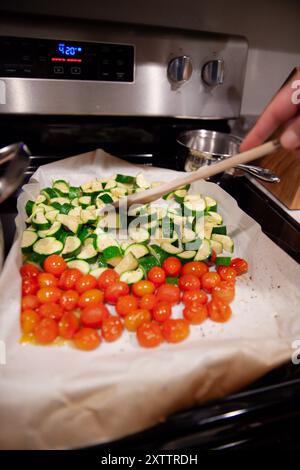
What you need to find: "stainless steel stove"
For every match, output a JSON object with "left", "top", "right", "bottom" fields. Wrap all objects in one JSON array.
[{"left": 0, "top": 11, "right": 299, "bottom": 451}]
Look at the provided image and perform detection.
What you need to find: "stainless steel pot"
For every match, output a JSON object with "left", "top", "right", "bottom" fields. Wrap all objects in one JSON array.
[
  {"left": 177, "top": 129, "right": 280, "bottom": 183},
  {"left": 0, "top": 143, "right": 31, "bottom": 270}
]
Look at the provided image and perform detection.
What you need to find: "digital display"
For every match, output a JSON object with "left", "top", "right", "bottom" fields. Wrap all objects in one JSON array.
[{"left": 57, "top": 43, "right": 82, "bottom": 56}]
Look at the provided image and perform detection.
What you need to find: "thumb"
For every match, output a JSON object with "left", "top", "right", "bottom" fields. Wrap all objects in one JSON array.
[{"left": 280, "top": 115, "right": 300, "bottom": 149}]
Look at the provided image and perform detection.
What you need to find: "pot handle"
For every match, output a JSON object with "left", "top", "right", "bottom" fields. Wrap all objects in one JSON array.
[{"left": 0, "top": 142, "right": 31, "bottom": 203}]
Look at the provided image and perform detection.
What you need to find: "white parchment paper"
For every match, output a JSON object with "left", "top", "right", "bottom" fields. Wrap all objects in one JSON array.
[{"left": 0, "top": 149, "right": 299, "bottom": 450}]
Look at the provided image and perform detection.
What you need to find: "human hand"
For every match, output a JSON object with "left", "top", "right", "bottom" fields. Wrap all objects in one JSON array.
[{"left": 240, "top": 68, "right": 300, "bottom": 152}]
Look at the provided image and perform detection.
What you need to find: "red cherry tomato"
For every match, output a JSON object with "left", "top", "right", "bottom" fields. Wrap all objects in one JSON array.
[
  {"left": 58, "top": 311, "right": 79, "bottom": 339},
  {"left": 124, "top": 309, "right": 152, "bottom": 332},
  {"left": 37, "top": 286, "right": 61, "bottom": 304},
  {"left": 131, "top": 280, "right": 155, "bottom": 298},
  {"left": 147, "top": 267, "right": 166, "bottom": 286},
  {"left": 182, "top": 289, "right": 208, "bottom": 305},
  {"left": 37, "top": 272, "right": 58, "bottom": 288},
  {"left": 217, "top": 266, "right": 237, "bottom": 282},
  {"left": 97, "top": 269, "right": 119, "bottom": 290},
  {"left": 116, "top": 294, "right": 138, "bottom": 317},
  {"left": 20, "top": 263, "right": 40, "bottom": 279},
  {"left": 208, "top": 299, "right": 232, "bottom": 322},
  {"left": 73, "top": 327, "right": 101, "bottom": 350},
  {"left": 102, "top": 316, "right": 124, "bottom": 342},
  {"left": 75, "top": 274, "right": 97, "bottom": 294},
  {"left": 60, "top": 290, "right": 79, "bottom": 311},
  {"left": 178, "top": 274, "right": 201, "bottom": 291},
  {"left": 38, "top": 302, "right": 64, "bottom": 320},
  {"left": 209, "top": 249, "right": 217, "bottom": 265},
  {"left": 137, "top": 321, "right": 164, "bottom": 348},
  {"left": 34, "top": 318, "right": 59, "bottom": 344},
  {"left": 78, "top": 289, "right": 104, "bottom": 309},
  {"left": 201, "top": 272, "right": 221, "bottom": 292},
  {"left": 181, "top": 261, "right": 208, "bottom": 278},
  {"left": 43, "top": 255, "right": 67, "bottom": 277},
  {"left": 21, "top": 309, "right": 40, "bottom": 334},
  {"left": 152, "top": 301, "right": 172, "bottom": 323},
  {"left": 230, "top": 258, "right": 248, "bottom": 276},
  {"left": 162, "top": 257, "right": 182, "bottom": 277},
  {"left": 22, "top": 277, "right": 39, "bottom": 295},
  {"left": 21, "top": 294, "right": 40, "bottom": 311},
  {"left": 139, "top": 294, "right": 157, "bottom": 311},
  {"left": 105, "top": 282, "right": 130, "bottom": 304},
  {"left": 81, "top": 304, "right": 109, "bottom": 329},
  {"left": 212, "top": 281, "right": 235, "bottom": 304},
  {"left": 156, "top": 284, "right": 181, "bottom": 305},
  {"left": 183, "top": 302, "right": 208, "bottom": 324},
  {"left": 58, "top": 268, "right": 82, "bottom": 290},
  {"left": 162, "top": 319, "right": 190, "bottom": 343}
]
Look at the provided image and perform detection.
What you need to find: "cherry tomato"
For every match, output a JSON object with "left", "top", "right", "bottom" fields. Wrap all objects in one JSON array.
[
  {"left": 38, "top": 302, "right": 64, "bottom": 320},
  {"left": 21, "top": 309, "right": 40, "bottom": 334},
  {"left": 162, "top": 319, "right": 190, "bottom": 343},
  {"left": 20, "top": 263, "right": 40, "bottom": 279},
  {"left": 209, "top": 249, "right": 217, "bottom": 265},
  {"left": 147, "top": 267, "right": 166, "bottom": 286},
  {"left": 181, "top": 261, "right": 208, "bottom": 278},
  {"left": 116, "top": 294, "right": 138, "bottom": 317},
  {"left": 131, "top": 280, "right": 155, "bottom": 298},
  {"left": 22, "top": 277, "right": 39, "bottom": 295},
  {"left": 208, "top": 299, "right": 232, "bottom": 322},
  {"left": 73, "top": 327, "right": 101, "bottom": 351},
  {"left": 43, "top": 255, "right": 67, "bottom": 277},
  {"left": 58, "top": 311, "right": 79, "bottom": 339},
  {"left": 156, "top": 284, "right": 181, "bottom": 305},
  {"left": 162, "top": 257, "right": 182, "bottom": 277},
  {"left": 75, "top": 274, "right": 97, "bottom": 294},
  {"left": 201, "top": 271, "right": 221, "bottom": 292},
  {"left": 60, "top": 290, "right": 79, "bottom": 311},
  {"left": 21, "top": 294, "right": 40, "bottom": 311},
  {"left": 152, "top": 301, "right": 172, "bottom": 323},
  {"left": 217, "top": 266, "right": 237, "bottom": 282},
  {"left": 105, "top": 282, "right": 130, "bottom": 304},
  {"left": 178, "top": 274, "right": 201, "bottom": 291},
  {"left": 58, "top": 268, "right": 82, "bottom": 290},
  {"left": 37, "top": 286, "right": 61, "bottom": 304},
  {"left": 139, "top": 294, "right": 157, "bottom": 311},
  {"left": 182, "top": 289, "right": 208, "bottom": 305},
  {"left": 230, "top": 258, "right": 248, "bottom": 276},
  {"left": 34, "top": 318, "right": 59, "bottom": 344},
  {"left": 137, "top": 321, "right": 164, "bottom": 348},
  {"left": 212, "top": 281, "right": 235, "bottom": 304},
  {"left": 97, "top": 269, "right": 119, "bottom": 290},
  {"left": 78, "top": 289, "right": 104, "bottom": 308},
  {"left": 183, "top": 302, "right": 208, "bottom": 324},
  {"left": 81, "top": 304, "right": 109, "bottom": 329},
  {"left": 124, "top": 309, "right": 152, "bottom": 332},
  {"left": 102, "top": 316, "right": 124, "bottom": 342},
  {"left": 37, "top": 272, "right": 58, "bottom": 288}
]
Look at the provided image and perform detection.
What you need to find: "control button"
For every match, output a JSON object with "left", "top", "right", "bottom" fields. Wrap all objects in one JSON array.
[
  {"left": 115, "top": 71, "right": 126, "bottom": 80},
  {"left": 168, "top": 56, "right": 193, "bottom": 83},
  {"left": 53, "top": 65, "right": 64, "bottom": 74},
  {"left": 99, "top": 71, "right": 111, "bottom": 80},
  {"left": 101, "top": 58, "right": 110, "bottom": 67},
  {"left": 202, "top": 59, "right": 224, "bottom": 86},
  {"left": 116, "top": 58, "right": 125, "bottom": 67},
  {"left": 70, "top": 66, "right": 81, "bottom": 75}
]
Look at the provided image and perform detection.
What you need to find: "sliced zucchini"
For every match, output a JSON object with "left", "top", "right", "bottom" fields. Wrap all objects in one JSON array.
[
  {"left": 91, "top": 180, "right": 103, "bottom": 192},
  {"left": 25, "top": 200, "right": 35, "bottom": 216},
  {"left": 210, "top": 239, "right": 223, "bottom": 255},
  {"left": 78, "top": 225, "right": 93, "bottom": 242},
  {"left": 148, "top": 245, "right": 169, "bottom": 265},
  {"left": 50, "top": 197, "right": 70, "bottom": 206},
  {"left": 160, "top": 242, "right": 183, "bottom": 255},
  {"left": 136, "top": 172, "right": 150, "bottom": 189},
  {"left": 204, "top": 223, "right": 214, "bottom": 240},
  {"left": 181, "top": 228, "right": 196, "bottom": 243},
  {"left": 177, "top": 250, "right": 196, "bottom": 260},
  {"left": 68, "top": 206, "right": 82, "bottom": 218},
  {"left": 53, "top": 180, "right": 70, "bottom": 194},
  {"left": 45, "top": 210, "right": 59, "bottom": 224},
  {"left": 215, "top": 256, "right": 232, "bottom": 266},
  {"left": 96, "top": 192, "right": 114, "bottom": 205},
  {"left": 97, "top": 212, "right": 119, "bottom": 229},
  {"left": 71, "top": 198, "right": 80, "bottom": 207},
  {"left": 33, "top": 237, "right": 63, "bottom": 256},
  {"left": 116, "top": 174, "right": 136, "bottom": 185},
  {"left": 183, "top": 198, "right": 205, "bottom": 217},
  {"left": 184, "top": 194, "right": 202, "bottom": 202},
  {"left": 105, "top": 179, "right": 117, "bottom": 189},
  {"left": 120, "top": 268, "right": 144, "bottom": 284},
  {"left": 77, "top": 242, "right": 98, "bottom": 262},
  {"left": 212, "top": 225, "right": 227, "bottom": 235},
  {"left": 90, "top": 267, "right": 108, "bottom": 278},
  {"left": 61, "top": 236, "right": 82, "bottom": 258},
  {"left": 194, "top": 239, "right": 211, "bottom": 261},
  {"left": 162, "top": 191, "right": 175, "bottom": 201},
  {"left": 96, "top": 234, "right": 119, "bottom": 252},
  {"left": 97, "top": 254, "right": 108, "bottom": 268},
  {"left": 60, "top": 203, "right": 73, "bottom": 215},
  {"left": 67, "top": 259, "right": 90, "bottom": 274},
  {"left": 205, "top": 212, "right": 223, "bottom": 225},
  {"left": 31, "top": 211, "right": 51, "bottom": 230},
  {"left": 111, "top": 186, "right": 128, "bottom": 198},
  {"left": 21, "top": 230, "right": 39, "bottom": 253},
  {"left": 114, "top": 252, "right": 138, "bottom": 275},
  {"left": 38, "top": 221, "right": 62, "bottom": 239},
  {"left": 211, "top": 234, "right": 234, "bottom": 253},
  {"left": 128, "top": 204, "right": 147, "bottom": 217},
  {"left": 41, "top": 188, "right": 57, "bottom": 200},
  {"left": 205, "top": 196, "right": 217, "bottom": 212},
  {"left": 79, "top": 196, "right": 92, "bottom": 208},
  {"left": 125, "top": 243, "right": 149, "bottom": 259},
  {"left": 174, "top": 189, "right": 188, "bottom": 204},
  {"left": 80, "top": 208, "right": 97, "bottom": 224},
  {"left": 69, "top": 187, "right": 81, "bottom": 199},
  {"left": 139, "top": 255, "right": 159, "bottom": 275},
  {"left": 128, "top": 227, "right": 150, "bottom": 243},
  {"left": 57, "top": 214, "right": 81, "bottom": 234},
  {"left": 102, "top": 246, "right": 122, "bottom": 262}
]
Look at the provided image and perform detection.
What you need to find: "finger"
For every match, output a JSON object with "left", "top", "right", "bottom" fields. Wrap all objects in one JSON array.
[
  {"left": 240, "top": 70, "right": 300, "bottom": 151},
  {"left": 280, "top": 114, "right": 300, "bottom": 149}
]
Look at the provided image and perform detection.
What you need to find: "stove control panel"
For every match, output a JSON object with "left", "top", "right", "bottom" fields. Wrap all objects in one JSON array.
[{"left": 0, "top": 36, "right": 134, "bottom": 82}]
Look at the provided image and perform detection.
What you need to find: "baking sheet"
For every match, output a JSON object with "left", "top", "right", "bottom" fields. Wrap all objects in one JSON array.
[{"left": 0, "top": 149, "right": 299, "bottom": 450}]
